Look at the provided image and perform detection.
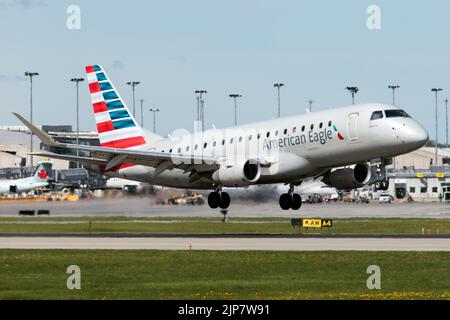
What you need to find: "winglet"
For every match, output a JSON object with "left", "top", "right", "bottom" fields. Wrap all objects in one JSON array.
[{"left": 13, "top": 113, "right": 63, "bottom": 147}]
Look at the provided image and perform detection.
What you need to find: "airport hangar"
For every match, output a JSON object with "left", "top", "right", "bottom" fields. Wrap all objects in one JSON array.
[{"left": 1, "top": 126, "right": 450, "bottom": 201}]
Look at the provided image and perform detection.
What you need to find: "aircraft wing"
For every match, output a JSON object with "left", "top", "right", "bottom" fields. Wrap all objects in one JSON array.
[{"left": 14, "top": 113, "right": 219, "bottom": 175}]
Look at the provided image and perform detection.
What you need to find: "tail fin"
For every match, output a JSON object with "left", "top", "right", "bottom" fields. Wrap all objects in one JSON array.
[
  {"left": 32, "top": 161, "right": 52, "bottom": 182},
  {"left": 85, "top": 65, "right": 147, "bottom": 149}
]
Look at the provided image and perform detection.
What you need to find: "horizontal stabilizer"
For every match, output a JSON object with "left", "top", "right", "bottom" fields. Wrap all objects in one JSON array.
[
  {"left": 30, "top": 152, "right": 107, "bottom": 166},
  {"left": 13, "top": 113, "right": 63, "bottom": 147}
]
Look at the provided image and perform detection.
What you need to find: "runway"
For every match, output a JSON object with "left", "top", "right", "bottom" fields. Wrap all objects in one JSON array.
[
  {"left": 1, "top": 197, "right": 450, "bottom": 218},
  {"left": 1, "top": 236, "right": 449, "bottom": 251}
]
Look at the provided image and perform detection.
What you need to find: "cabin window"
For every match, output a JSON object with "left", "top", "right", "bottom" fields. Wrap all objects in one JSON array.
[
  {"left": 204, "top": 143, "right": 207, "bottom": 149},
  {"left": 293, "top": 127, "right": 297, "bottom": 133},
  {"left": 310, "top": 124, "right": 314, "bottom": 130},
  {"left": 194, "top": 145, "right": 198, "bottom": 150},
  {"left": 284, "top": 129, "right": 287, "bottom": 135},
  {"left": 275, "top": 130, "right": 278, "bottom": 136},
  {"left": 213, "top": 141, "right": 217, "bottom": 147},
  {"left": 301, "top": 125, "right": 305, "bottom": 132},
  {"left": 370, "top": 111, "right": 384, "bottom": 120},
  {"left": 186, "top": 146, "right": 190, "bottom": 152},
  {"left": 328, "top": 121, "right": 332, "bottom": 127},
  {"left": 319, "top": 122, "right": 323, "bottom": 129},
  {"left": 177, "top": 147, "right": 181, "bottom": 153},
  {"left": 239, "top": 136, "right": 243, "bottom": 142},
  {"left": 409, "top": 187, "right": 416, "bottom": 193},
  {"left": 222, "top": 139, "right": 225, "bottom": 145},
  {"left": 257, "top": 133, "right": 261, "bottom": 139},
  {"left": 230, "top": 138, "right": 234, "bottom": 144},
  {"left": 266, "top": 132, "right": 270, "bottom": 138},
  {"left": 169, "top": 149, "right": 172, "bottom": 153},
  {"left": 249, "top": 135, "right": 253, "bottom": 141}
]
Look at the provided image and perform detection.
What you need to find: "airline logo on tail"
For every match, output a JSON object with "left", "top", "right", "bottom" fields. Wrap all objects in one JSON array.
[
  {"left": 85, "top": 65, "right": 146, "bottom": 149},
  {"left": 33, "top": 162, "right": 52, "bottom": 182}
]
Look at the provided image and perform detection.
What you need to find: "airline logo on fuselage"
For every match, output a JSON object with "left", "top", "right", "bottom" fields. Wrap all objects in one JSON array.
[{"left": 263, "top": 125, "right": 344, "bottom": 150}]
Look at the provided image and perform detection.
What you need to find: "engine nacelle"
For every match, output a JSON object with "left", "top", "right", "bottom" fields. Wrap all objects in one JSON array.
[
  {"left": 322, "top": 163, "right": 371, "bottom": 190},
  {"left": 212, "top": 159, "right": 261, "bottom": 187}
]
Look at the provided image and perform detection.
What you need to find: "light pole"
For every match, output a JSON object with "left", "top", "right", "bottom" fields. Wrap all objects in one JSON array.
[
  {"left": 346, "top": 86, "right": 359, "bottom": 104},
  {"left": 195, "top": 90, "right": 207, "bottom": 131},
  {"left": 70, "top": 77, "right": 84, "bottom": 168},
  {"left": 149, "top": 108, "right": 160, "bottom": 133},
  {"left": 24, "top": 71, "right": 39, "bottom": 166},
  {"left": 273, "top": 83, "right": 284, "bottom": 118},
  {"left": 140, "top": 98, "right": 144, "bottom": 127},
  {"left": 445, "top": 98, "right": 449, "bottom": 149},
  {"left": 126, "top": 81, "right": 140, "bottom": 117},
  {"left": 432, "top": 88, "right": 443, "bottom": 165},
  {"left": 229, "top": 94, "right": 242, "bottom": 126},
  {"left": 388, "top": 85, "right": 400, "bottom": 105},
  {"left": 308, "top": 99, "right": 314, "bottom": 112}
]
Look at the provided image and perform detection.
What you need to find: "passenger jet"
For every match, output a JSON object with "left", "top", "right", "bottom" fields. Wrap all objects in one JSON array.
[
  {"left": 0, "top": 161, "right": 52, "bottom": 195},
  {"left": 13, "top": 65, "right": 429, "bottom": 210}
]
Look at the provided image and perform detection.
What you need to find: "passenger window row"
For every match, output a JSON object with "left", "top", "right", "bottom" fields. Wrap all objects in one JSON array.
[{"left": 165, "top": 121, "right": 333, "bottom": 153}]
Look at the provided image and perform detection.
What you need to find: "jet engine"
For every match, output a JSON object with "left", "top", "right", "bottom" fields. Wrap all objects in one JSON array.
[
  {"left": 322, "top": 163, "right": 371, "bottom": 190},
  {"left": 212, "top": 159, "right": 261, "bottom": 187}
]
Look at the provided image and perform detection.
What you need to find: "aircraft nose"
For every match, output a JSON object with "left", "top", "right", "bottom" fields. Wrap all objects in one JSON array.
[{"left": 404, "top": 122, "right": 429, "bottom": 149}]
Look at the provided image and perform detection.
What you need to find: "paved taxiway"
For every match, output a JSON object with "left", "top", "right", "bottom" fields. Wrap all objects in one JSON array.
[
  {"left": 1, "top": 197, "right": 450, "bottom": 218},
  {"left": 1, "top": 236, "right": 449, "bottom": 251}
]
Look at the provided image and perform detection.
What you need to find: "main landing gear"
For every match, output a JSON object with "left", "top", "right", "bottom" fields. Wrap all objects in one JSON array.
[
  {"left": 279, "top": 184, "right": 302, "bottom": 210},
  {"left": 208, "top": 188, "right": 231, "bottom": 209}
]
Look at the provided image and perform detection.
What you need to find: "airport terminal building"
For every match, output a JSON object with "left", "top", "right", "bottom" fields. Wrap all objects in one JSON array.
[{"left": 388, "top": 147, "right": 450, "bottom": 202}]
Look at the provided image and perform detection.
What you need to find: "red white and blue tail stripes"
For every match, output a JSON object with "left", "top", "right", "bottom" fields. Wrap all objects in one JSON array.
[{"left": 85, "top": 65, "right": 146, "bottom": 149}]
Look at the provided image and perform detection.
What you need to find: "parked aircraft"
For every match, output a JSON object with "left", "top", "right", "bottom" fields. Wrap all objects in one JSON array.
[{"left": 0, "top": 161, "right": 52, "bottom": 195}]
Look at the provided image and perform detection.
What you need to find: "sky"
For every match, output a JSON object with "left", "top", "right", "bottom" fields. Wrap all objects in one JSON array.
[{"left": 1, "top": 0, "right": 450, "bottom": 141}]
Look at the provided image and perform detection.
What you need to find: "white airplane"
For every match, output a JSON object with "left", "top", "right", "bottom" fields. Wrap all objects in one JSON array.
[
  {"left": 105, "top": 177, "right": 142, "bottom": 191},
  {"left": 296, "top": 179, "right": 338, "bottom": 199},
  {"left": 0, "top": 161, "right": 52, "bottom": 195},
  {"left": 13, "top": 65, "right": 429, "bottom": 211}
]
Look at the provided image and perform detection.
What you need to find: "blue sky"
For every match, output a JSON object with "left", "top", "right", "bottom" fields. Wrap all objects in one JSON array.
[{"left": 1, "top": 0, "right": 450, "bottom": 141}]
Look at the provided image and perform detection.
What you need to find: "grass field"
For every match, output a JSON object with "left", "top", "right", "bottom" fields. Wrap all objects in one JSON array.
[
  {"left": 0, "top": 249, "right": 449, "bottom": 299},
  {"left": 0, "top": 216, "right": 449, "bottom": 235}
]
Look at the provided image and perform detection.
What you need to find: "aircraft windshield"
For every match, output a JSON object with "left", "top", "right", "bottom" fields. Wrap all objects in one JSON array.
[{"left": 385, "top": 109, "right": 411, "bottom": 118}]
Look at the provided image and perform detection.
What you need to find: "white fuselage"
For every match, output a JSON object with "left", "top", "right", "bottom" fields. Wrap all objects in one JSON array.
[
  {"left": 0, "top": 178, "right": 48, "bottom": 195},
  {"left": 94, "top": 103, "right": 428, "bottom": 189}
]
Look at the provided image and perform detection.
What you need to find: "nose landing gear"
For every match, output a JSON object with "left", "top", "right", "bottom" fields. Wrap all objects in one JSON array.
[
  {"left": 208, "top": 188, "right": 231, "bottom": 209},
  {"left": 373, "top": 158, "right": 391, "bottom": 191},
  {"left": 279, "top": 184, "right": 302, "bottom": 210}
]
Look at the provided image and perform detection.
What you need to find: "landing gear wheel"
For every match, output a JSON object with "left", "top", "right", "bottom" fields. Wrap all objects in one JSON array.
[
  {"left": 291, "top": 194, "right": 302, "bottom": 210},
  {"left": 219, "top": 192, "right": 231, "bottom": 209},
  {"left": 208, "top": 192, "right": 220, "bottom": 209},
  {"left": 375, "top": 181, "right": 382, "bottom": 190},
  {"left": 381, "top": 180, "right": 389, "bottom": 190},
  {"left": 279, "top": 193, "right": 292, "bottom": 210}
]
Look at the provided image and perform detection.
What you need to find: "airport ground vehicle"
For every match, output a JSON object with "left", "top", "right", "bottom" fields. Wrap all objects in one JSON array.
[
  {"left": 378, "top": 193, "right": 392, "bottom": 203},
  {"left": 167, "top": 192, "right": 205, "bottom": 205}
]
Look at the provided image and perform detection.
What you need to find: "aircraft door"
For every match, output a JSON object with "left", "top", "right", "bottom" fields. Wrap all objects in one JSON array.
[{"left": 347, "top": 113, "right": 359, "bottom": 141}]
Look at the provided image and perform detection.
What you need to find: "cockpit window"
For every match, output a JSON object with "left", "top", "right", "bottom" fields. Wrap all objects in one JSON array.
[
  {"left": 370, "top": 111, "right": 384, "bottom": 120},
  {"left": 385, "top": 109, "right": 411, "bottom": 118}
]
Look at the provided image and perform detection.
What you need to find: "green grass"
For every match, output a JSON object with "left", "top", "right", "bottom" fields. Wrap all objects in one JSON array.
[
  {"left": 1, "top": 250, "right": 449, "bottom": 299},
  {"left": 0, "top": 217, "right": 449, "bottom": 235}
]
